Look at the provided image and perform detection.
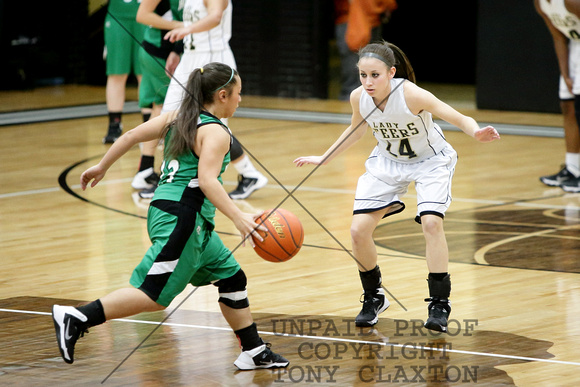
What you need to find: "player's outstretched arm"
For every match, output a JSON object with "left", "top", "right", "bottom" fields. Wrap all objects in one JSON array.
[
  {"left": 80, "top": 113, "right": 173, "bottom": 190},
  {"left": 295, "top": 87, "right": 367, "bottom": 167}
]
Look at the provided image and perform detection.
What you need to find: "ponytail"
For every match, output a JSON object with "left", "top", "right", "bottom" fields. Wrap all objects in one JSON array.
[{"left": 161, "top": 63, "right": 239, "bottom": 160}]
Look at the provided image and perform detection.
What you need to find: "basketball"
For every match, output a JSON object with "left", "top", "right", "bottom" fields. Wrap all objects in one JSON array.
[{"left": 252, "top": 208, "right": 304, "bottom": 262}]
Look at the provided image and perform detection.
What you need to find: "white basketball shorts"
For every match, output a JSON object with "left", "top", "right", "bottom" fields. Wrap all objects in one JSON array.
[{"left": 353, "top": 145, "right": 458, "bottom": 222}]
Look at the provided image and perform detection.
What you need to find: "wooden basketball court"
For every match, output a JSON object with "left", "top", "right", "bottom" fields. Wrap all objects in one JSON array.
[{"left": 1, "top": 84, "right": 579, "bottom": 386}]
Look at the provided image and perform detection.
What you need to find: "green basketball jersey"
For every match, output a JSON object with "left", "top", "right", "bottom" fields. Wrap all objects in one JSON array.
[
  {"left": 107, "top": 0, "right": 141, "bottom": 19},
  {"left": 152, "top": 111, "right": 231, "bottom": 227}
]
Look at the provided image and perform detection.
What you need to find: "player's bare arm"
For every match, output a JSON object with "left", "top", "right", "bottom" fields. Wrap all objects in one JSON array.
[{"left": 196, "top": 125, "right": 266, "bottom": 244}]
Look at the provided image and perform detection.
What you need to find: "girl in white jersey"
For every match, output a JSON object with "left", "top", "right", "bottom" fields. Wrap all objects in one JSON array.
[
  {"left": 160, "top": 0, "right": 269, "bottom": 200},
  {"left": 295, "top": 41, "right": 500, "bottom": 332}
]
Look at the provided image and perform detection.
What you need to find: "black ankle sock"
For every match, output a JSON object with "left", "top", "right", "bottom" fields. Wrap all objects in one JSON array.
[
  {"left": 108, "top": 112, "right": 122, "bottom": 126},
  {"left": 76, "top": 299, "right": 106, "bottom": 327},
  {"left": 428, "top": 272, "right": 448, "bottom": 281},
  {"left": 359, "top": 265, "right": 382, "bottom": 292},
  {"left": 139, "top": 155, "right": 155, "bottom": 172},
  {"left": 234, "top": 323, "right": 263, "bottom": 351},
  {"left": 142, "top": 112, "right": 151, "bottom": 122}
]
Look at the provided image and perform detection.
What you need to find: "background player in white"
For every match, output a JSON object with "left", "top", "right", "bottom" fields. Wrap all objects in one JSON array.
[
  {"left": 156, "top": 0, "right": 268, "bottom": 200},
  {"left": 294, "top": 41, "right": 500, "bottom": 332},
  {"left": 536, "top": 0, "right": 580, "bottom": 193}
]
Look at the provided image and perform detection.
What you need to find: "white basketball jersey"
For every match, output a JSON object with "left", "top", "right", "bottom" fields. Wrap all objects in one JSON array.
[
  {"left": 359, "top": 79, "right": 449, "bottom": 164},
  {"left": 539, "top": 0, "right": 580, "bottom": 39},
  {"left": 183, "top": 0, "right": 232, "bottom": 52}
]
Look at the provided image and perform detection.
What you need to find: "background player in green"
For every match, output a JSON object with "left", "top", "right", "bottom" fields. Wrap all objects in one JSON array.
[
  {"left": 131, "top": 0, "right": 184, "bottom": 192},
  {"left": 52, "top": 62, "right": 289, "bottom": 370},
  {"left": 103, "top": 0, "right": 150, "bottom": 144}
]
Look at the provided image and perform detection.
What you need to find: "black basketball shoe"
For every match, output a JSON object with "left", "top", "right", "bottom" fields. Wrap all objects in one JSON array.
[
  {"left": 52, "top": 305, "right": 89, "bottom": 364},
  {"left": 355, "top": 288, "right": 390, "bottom": 327},
  {"left": 424, "top": 298, "right": 451, "bottom": 333},
  {"left": 234, "top": 343, "right": 289, "bottom": 370},
  {"left": 540, "top": 166, "right": 576, "bottom": 187}
]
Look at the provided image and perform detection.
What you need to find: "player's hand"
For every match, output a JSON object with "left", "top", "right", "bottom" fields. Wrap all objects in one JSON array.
[
  {"left": 80, "top": 165, "right": 106, "bottom": 190},
  {"left": 164, "top": 27, "right": 190, "bottom": 43},
  {"left": 474, "top": 126, "right": 500, "bottom": 143},
  {"left": 293, "top": 156, "right": 324, "bottom": 167},
  {"left": 234, "top": 212, "right": 268, "bottom": 247}
]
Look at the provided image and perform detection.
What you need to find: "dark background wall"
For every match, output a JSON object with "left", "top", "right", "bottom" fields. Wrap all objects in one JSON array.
[
  {"left": 476, "top": 0, "right": 560, "bottom": 113},
  {"left": 0, "top": 0, "right": 562, "bottom": 113},
  {"left": 230, "top": 0, "right": 334, "bottom": 99},
  {"left": 0, "top": 0, "right": 89, "bottom": 90},
  {"left": 382, "top": 0, "right": 477, "bottom": 85}
]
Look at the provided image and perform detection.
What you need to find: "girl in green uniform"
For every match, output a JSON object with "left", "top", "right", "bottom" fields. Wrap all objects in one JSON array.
[{"left": 52, "top": 62, "right": 289, "bottom": 371}]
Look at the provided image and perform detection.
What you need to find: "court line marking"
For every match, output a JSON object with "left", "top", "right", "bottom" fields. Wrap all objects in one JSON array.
[
  {"left": 2, "top": 179, "right": 577, "bottom": 211},
  {"left": 473, "top": 223, "right": 580, "bottom": 265},
  {"left": 2, "top": 307, "right": 578, "bottom": 367}
]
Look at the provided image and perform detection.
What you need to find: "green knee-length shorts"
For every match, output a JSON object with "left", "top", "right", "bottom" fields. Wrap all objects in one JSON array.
[{"left": 130, "top": 200, "right": 240, "bottom": 307}]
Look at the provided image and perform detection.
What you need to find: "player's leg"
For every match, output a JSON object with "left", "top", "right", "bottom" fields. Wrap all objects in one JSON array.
[
  {"left": 51, "top": 203, "right": 193, "bottom": 364},
  {"left": 196, "top": 229, "right": 288, "bottom": 370},
  {"left": 350, "top": 152, "right": 407, "bottom": 327},
  {"left": 103, "top": 15, "right": 134, "bottom": 144},
  {"left": 350, "top": 211, "right": 391, "bottom": 327},
  {"left": 104, "top": 74, "right": 129, "bottom": 143},
  {"left": 561, "top": 41, "right": 580, "bottom": 191},
  {"left": 561, "top": 97, "right": 580, "bottom": 192},
  {"left": 414, "top": 149, "right": 457, "bottom": 333},
  {"left": 52, "top": 288, "right": 164, "bottom": 364},
  {"left": 540, "top": 98, "right": 580, "bottom": 186},
  {"left": 420, "top": 214, "right": 452, "bottom": 333},
  {"left": 132, "top": 103, "right": 162, "bottom": 192},
  {"left": 214, "top": 269, "right": 289, "bottom": 370}
]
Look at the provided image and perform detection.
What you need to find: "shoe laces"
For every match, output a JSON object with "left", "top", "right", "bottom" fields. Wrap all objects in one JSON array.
[
  {"left": 359, "top": 292, "right": 381, "bottom": 312},
  {"left": 259, "top": 343, "right": 286, "bottom": 362},
  {"left": 425, "top": 298, "right": 450, "bottom": 315}
]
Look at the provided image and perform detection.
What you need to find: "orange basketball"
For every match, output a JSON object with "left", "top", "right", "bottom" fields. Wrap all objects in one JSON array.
[{"left": 252, "top": 208, "right": 304, "bottom": 262}]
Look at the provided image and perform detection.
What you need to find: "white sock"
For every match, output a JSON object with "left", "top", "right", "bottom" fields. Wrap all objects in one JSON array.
[
  {"left": 566, "top": 152, "right": 580, "bottom": 177},
  {"left": 233, "top": 154, "right": 261, "bottom": 178}
]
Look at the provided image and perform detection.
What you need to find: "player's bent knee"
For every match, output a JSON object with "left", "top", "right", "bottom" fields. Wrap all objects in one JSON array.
[
  {"left": 215, "top": 269, "right": 249, "bottom": 309},
  {"left": 418, "top": 211, "right": 444, "bottom": 232}
]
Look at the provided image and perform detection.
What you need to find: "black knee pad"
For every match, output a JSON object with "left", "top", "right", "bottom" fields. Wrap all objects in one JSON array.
[
  {"left": 214, "top": 269, "right": 249, "bottom": 309},
  {"left": 230, "top": 135, "right": 244, "bottom": 161}
]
